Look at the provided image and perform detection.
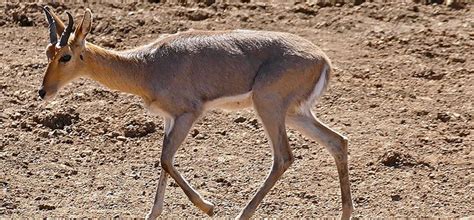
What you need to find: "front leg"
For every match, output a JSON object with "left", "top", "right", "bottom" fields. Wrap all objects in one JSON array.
[
  {"left": 160, "top": 112, "right": 214, "bottom": 216},
  {"left": 146, "top": 118, "right": 173, "bottom": 219},
  {"left": 146, "top": 170, "right": 169, "bottom": 219}
]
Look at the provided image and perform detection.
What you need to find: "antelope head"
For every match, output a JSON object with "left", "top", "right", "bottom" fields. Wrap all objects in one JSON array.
[{"left": 38, "top": 7, "right": 93, "bottom": 100}]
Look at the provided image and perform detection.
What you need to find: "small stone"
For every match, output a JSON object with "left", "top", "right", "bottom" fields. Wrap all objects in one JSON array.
[
  {"left": 248, "top": 119, "right": 259, "bottom": 129},
  {"left": 186, "top": 9, "right": 212, "bottom": 21},
  {"left": 123, "top": 120, "right": 156, "bottom": 138},
  {"left": 234, "top": 116, "right": 247, "bottom": 123},
  {"left": 436, "top": 112, "right": 450, "bottom": 122},
  {"left": 216, "top": 130, "right": 226, "bottom": 136},
  {"left": 391, "top": 194, "right": 401, "bottom": 201},
  {"left": 38, "top": 204, "right": 56, "bottom": 210},
  {"left": 32, "top": 109, "right": 80, "bottom": 130},
  {"left": 444, "top": 136, "right": 462, "bottom": 143},
  {"left": 191, "top": 129, "right": 200, "bottom": 138},
  {"left": 214, "top": 177, "right": 231, "bottom": 186},
  {"left": 412, "top": 69, "right": 444, "bottom": 80},
  {"left": 117, "top": 136, "right": 127, "bottom": 141},
  {"left": 38, "top": 131, "right": 49, "bottom": 138},
  {"left": 195, "top": 133, "right": 207, "bottom": 140},
  {"left": 131, "top": 172, "right": 141, "bottom": 180}
]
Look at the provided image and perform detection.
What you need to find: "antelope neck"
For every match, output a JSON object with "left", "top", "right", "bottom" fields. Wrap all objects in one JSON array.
[{"left": 83, "top": 43, "right": 153, "bottom": 100}]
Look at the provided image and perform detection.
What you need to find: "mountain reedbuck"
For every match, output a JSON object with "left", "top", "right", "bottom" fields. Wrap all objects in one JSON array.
[{"left": 39, "top": 7, "right": 353, "bottom": 219}]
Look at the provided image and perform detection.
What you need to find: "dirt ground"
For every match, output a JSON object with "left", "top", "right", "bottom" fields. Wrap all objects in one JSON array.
[{"left": 0, "top": 1, "right": 473, "bottom": 218}]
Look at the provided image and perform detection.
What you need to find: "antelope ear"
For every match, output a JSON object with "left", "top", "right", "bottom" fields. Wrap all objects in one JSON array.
[{"left": 74, "top": 9, "right": 93, "bottom": 43}]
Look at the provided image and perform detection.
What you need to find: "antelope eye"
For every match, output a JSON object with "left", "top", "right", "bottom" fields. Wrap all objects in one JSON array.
[{"left": 59, "top": 55, "right": 72, "bottom": 63}]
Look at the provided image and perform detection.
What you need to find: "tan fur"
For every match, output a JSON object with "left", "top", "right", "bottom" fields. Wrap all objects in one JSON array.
[
  {"left": 39, "top": 8, "right": 353, "bottom": 220},
  {"left": 82, "top": 44, "right": 154, "bottom": 99}
]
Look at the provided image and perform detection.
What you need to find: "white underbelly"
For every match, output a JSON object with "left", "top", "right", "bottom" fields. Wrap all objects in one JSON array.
[
  {"left": 144, "top": 91, "right": 253, "bottom": 119},
  {"left": 203, "top": 91, "right": 253, "bottom": 111}
]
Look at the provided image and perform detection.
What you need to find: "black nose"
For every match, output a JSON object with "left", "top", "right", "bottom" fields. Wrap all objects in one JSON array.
[{"left": 38, "top": 88, "right": 46, "bottom": 99}]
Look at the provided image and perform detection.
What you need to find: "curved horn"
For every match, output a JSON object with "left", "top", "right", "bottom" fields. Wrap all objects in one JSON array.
[
  {"left": 44, "top": 6, "right": 65, "bottom": 35},
  {"left": 59, "top": 12, "right": 74, "bottom": 47},
  {"left": 42, "top": 7, "right": 57, "bottom": 45}
]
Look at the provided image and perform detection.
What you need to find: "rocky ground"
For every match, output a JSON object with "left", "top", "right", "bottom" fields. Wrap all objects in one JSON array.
[{"left": 0, "top": 1, "right": 473, "bottom": 218}]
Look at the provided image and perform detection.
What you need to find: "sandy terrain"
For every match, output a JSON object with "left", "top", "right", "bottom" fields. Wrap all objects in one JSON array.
[{"left": 0, "top": 1, "right": 472, "bottom": 218}]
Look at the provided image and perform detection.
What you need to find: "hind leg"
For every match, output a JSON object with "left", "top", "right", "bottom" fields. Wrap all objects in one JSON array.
[
  {"left": 287, "top": 109, "right": 353, "bottom": 219},
  {"left": 236, "top": 93, "right": 294, "bottom": 219}
]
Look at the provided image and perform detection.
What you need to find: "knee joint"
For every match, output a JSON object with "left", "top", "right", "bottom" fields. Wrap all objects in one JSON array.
[
  {"left": 341, "top": 136, "right": 349, "bottom": 152},
  {"left": 160, "top": 155, "right": 173, "bottom": 172},
  {"left": 273, "top": 154, "right": 294, "bottom": 173},
  {"left": 285, "top": 154, "right": 295, "bottom": 168},
  {"left": 326, "top": 137, "right": 349, "bottom": 162}
]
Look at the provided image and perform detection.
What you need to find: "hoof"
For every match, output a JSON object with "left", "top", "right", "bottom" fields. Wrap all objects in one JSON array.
[
  {"left": 145, "top": 213, "right": 157, "bottom": 220},
  {"left": 206, "top": 205, "right": 215, "bottom": 216},
  {"left": 202, "top": 200, "right": 215, "bottom": 216},
  {"left": 235, "top": 214, "right": 249, "bottom": 220},
  {"left": 341, "top": 205, "right": 353, "bottom": 220},
  {"left": 145, "top": 210, "right": 161, "bottom": 220}
]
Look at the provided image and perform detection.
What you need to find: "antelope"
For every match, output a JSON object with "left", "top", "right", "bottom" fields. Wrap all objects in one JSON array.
[{"left": 39, "top": 7, "right": 353, "bottom": 219}]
